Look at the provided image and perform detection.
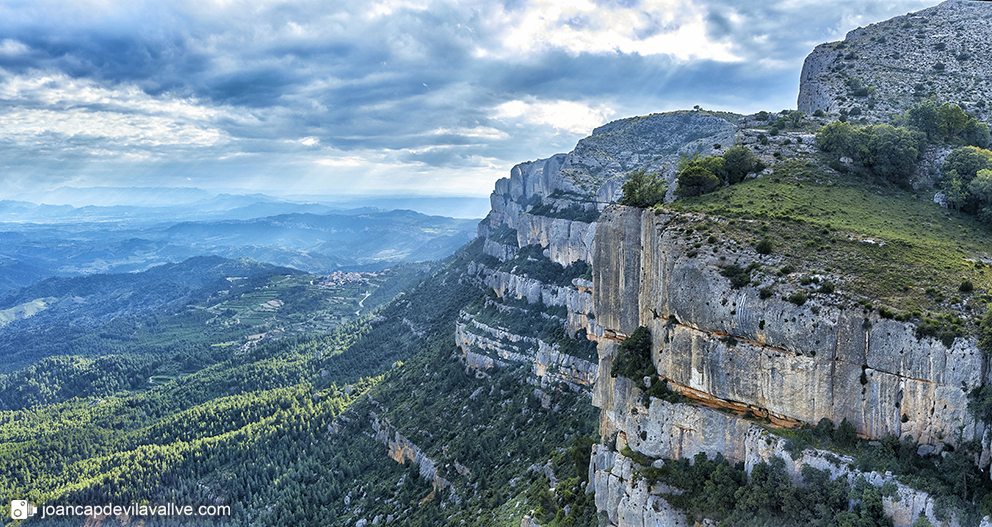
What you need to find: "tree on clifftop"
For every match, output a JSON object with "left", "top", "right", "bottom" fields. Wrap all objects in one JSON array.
[
  {"left": 816, "top": 121, "right": 924, "bottom": 187},
  {"left": 620, "top": 168, "right": 667, "bottom": 208},
  {"left": 897, "top": 99, "right": 990, "bottom": 148},
  {"left": 676, "top": 164, "right": 720, "bottom": 198},
  {"left": 674, "top": 149, "right": 760, "bottom": 199},
  {"left": 942, "top": 146, "right": 992, "bottom": 219},
  {"left": 722, "top": 145, "right": 764, "bottom": 185}
]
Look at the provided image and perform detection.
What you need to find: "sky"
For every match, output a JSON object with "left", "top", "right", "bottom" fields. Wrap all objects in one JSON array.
[{"left": 0, "top": 0, "right": 940, "bottom": 202}]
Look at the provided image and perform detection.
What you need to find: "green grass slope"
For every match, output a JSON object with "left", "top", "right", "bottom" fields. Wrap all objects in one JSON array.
[{"left": 668, "top": 154, "right": 992, "bottom": 336}]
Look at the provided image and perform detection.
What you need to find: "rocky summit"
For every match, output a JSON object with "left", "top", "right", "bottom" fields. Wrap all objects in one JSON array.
[{"left": 798, "top": 0, "right": 992, "bottom": 122}]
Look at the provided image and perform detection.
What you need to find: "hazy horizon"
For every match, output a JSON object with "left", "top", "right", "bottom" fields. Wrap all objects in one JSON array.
[{"left": 2, "top": 186, "right": 493, "bottom": 220}]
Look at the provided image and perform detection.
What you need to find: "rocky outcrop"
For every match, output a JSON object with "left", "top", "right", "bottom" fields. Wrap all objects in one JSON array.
[
  {"left": 798, "top": 0, "right": 992, "bottom": 122},
  {"left": 515, "top": 215, "right": 596, "bottom": 267},
  {"left": 483, "top": 237, "right": 518, "bottom": 262},
  {"left": 371, "top": 413, "right": 451, "bottom": 493},
  {"left": 593, "top": 205, "right": 987, "bottom": 449},
  {"left": 455, "top": 312, "right": 597, "bottom": 391},
  {"left": 484, "top": 270, "right": 593, "bottom": 320},
  {"left": 482, "top": 111, "right": 737, "bottom": 235},
  {"left": 590, "top": 392, "right": 992, "bottom": 527},
  {"left": 471, "top": 263, "right": 598, "bottom": 339},
  {"left": 590, "top": 446, "right": 691, "bottom": 527}
]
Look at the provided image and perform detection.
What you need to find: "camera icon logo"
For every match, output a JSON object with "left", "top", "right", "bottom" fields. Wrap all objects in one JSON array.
[{"left": 10, "top": 500, "right": 38, "bottom": 520}]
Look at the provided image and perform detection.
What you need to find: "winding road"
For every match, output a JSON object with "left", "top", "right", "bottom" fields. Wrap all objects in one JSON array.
[{"left": 355, "top": 290, "right": 371, "bottom": 315}]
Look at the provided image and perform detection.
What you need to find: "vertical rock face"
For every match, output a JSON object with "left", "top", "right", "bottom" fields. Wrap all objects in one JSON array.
[
  {"left": 590, "top": 391, "right": 992, "bottom": 527},
  {"left": 592, "top": 206, "right": 642, "bottom": 334},
  {"left": 797, "top": 0, "right": 992, "bottom": 122},
  {"left": 586, "top": 205, "right": 992, "bottom": 527},
  {"left": 515, "top": 215, "right": 596, "bottom": 267},
  {"left": 593, "top": 205, "right": 986, "bottom": 448}
]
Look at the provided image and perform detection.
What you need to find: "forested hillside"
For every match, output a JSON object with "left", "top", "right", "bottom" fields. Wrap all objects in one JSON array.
[
  {"left": 0, "top": 257, "right": 440, "bottom": 396},
  {"left": 1, "top": 238, "right": 601, "bottom": 526}
]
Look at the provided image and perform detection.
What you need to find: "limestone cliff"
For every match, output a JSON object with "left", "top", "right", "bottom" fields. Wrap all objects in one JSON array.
[
  {"left": 797, "top": 0, "right": 992, "bottom": 122},
  {"left": 593, "top": 206, "right": 986, "bottom": 448},
  {"left": 586, "top": 205, "right": 992, "bottom": 527},
  {"left": 515, "top": 214, "right": 596, "bottom": 267},
  {"left": 455, "top": 309, "right": 596, "bottom": 391},
  {"left": 464, "top": 12, "right": 992, "bottom": 521},
  {"left": 480, "top": 111, "right": 738, "bottom": 235},
  {"left": 468, "top": 112, "right": 739, "bottom": 395},
  {"left": 590, "top": 395, "right": 992, "bottom": 527},
  {"left": 471, "top": 113, "right": 992, "bottom": 525}
]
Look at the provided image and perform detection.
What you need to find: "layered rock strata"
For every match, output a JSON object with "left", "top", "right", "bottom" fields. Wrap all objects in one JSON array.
[
  {"left": 593, "top": 205, "right": 986, "bottom": 451},
  {"left": 590, "top": 393, "right": 992, "bottom": 527},
  {"left": 455, "top": 311, "right": 597, "bottom": 390},
  {"left": 587, "top": 205, "right": 992, "bottom": 527}
]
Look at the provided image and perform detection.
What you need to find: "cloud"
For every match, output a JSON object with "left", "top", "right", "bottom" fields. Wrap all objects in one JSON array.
[
  {"left": 486, "top": 0, "right": 741, "bottom": 62},
  {"left": 495, "top": 99, "right": 615, "bottom": 135},
  {"left": 0, "top": 0, "right": 944, "bottom": 199},
  {"left": 0, "top": 39, "right": 29, "bottom": 56},
  {"left": 0, "top": 68, "right": 233, "bottom": 157}
]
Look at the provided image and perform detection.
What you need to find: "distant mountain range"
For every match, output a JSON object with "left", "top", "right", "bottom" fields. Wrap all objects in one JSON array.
[
  {"left": 4, "top": 186, "right": 491, "bottom": 221},
  {"left": 0, "top": 194, "right": 481, "bottom": 293}
]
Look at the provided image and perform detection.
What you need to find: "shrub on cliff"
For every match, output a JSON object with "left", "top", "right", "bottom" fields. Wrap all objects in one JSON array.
[
  {"left": 897, "top": 99, "right": 990, "bottom": 148},
  {"left": 620, "top": 168, "right": 667, "bottom": 208},
  {"left": 723, "top": 145, "right": 764, "bottom": 184},
  {"left": 968, "top": 384, "right": 992, "bottom": 423},
  {"left": 611, "top": 326, "right": 655, "bottom": 380},
  {"left": 721, "top": 263, "right": 756, "bottom": 289},
  {"left": 834, "top": 418, "right": 858, "bottom": 448},
  {"left": 815, "top": 121, "right": 924, "bottom": 187},
  {"left": 654, "top": 453, "right": 858, "bottom": 526},
  {"left": 979, "top": 307, "right": 992, "bottom": 355},
  {"left": 526, "top": 200, "right": 601, "bottom": 223},
  {"left": 755, "top": 238, "right": 774, "bottom": 255},
  {"left": 941, "top": 146, "right": 992, "bottom": 221}
]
